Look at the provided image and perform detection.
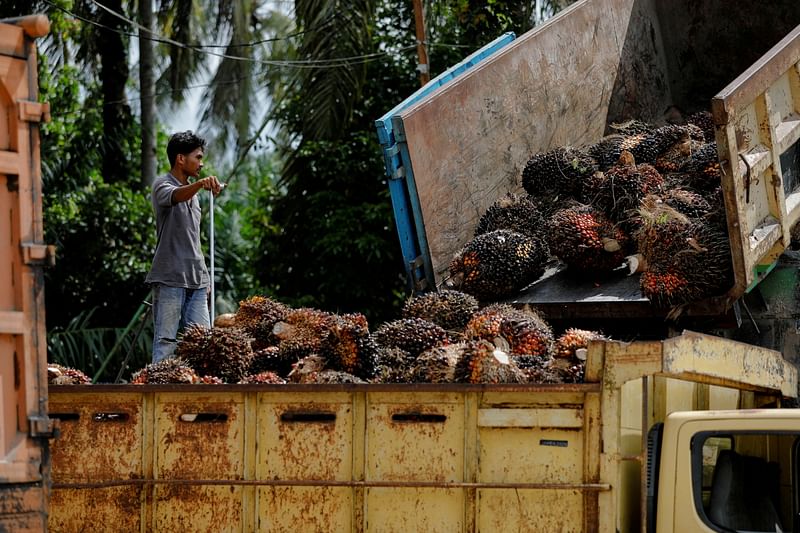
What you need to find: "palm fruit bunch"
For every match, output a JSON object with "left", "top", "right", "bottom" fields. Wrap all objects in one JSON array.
[
  {"left": 271, "top": 307, "right": 335, "bottom": 363},
  {"left": 521, "top": 146, "right": 597, "bottom": 205},
  {"left": 589, "top": 124, "right": 695, "bottom": 170},
  {"left": 371, "top": 318, "right": 449, "bottom": 359},
  {"left": 454, "top": 340, "right": 527, "bottom": 384},
  {"left": 238, "top": 371, "right": 286, "bottom": 384},
  {"left": 551, "top": 328, "right": 604, "bottom": 382},
  {"left": 608, "top": 118, "right": 655, "bottom": 136},
  {"left": 680, "top": 142, "right": 722, "bottom": 194},
  {"left": 47, "top": 364, "right": 91, "bottom": 385},
  {"left": 409, "top": 344, "right": 461, "bottom": 383},
  {"left": 319, "top": 313, "right": 377, "bottom": 379},
  {"left": 371, "top": 346, "right": 414, "bottom": 383},
  {"left": 653, "top": 125, "right": 704, "bottom": 174},
  {"left": 130, "top": 357, "right": 198, "bottom": 384},
  {"left": 513, "top": 357, "right": 564, "bottom": 383},
  {"left": 402, "top": 289, "right": 479, "bottom": 332},
  {"left": 687, "top": 111, "right": 715, "bottom": 142},
  {"left": 583, "top": 150, "right": 664, "bottom": 223},
  {"left": 588, "top": 135, "right": 628, "bottom": 171},
  {"left": 449, "top": 229, "right": 548, "bottom": 300},
  {"left": 248, "top": 346, "right": 297, "bottom": 377},
  {"left": 473, "top": 193, "right": 548, "bottom": 240},
  {"left": 197, "top": 375, "right": 224, "bottom": 384},
  {"left": 634, "top": 200, "right": 693, "bottom": 274},
  {"left": 554, "top": 328, "right": 606, "bottom": 359},
  {"left": 659, "top": 188, "right": 713, "bottom": 219},
  {"left": 498, "top": 312, "right": 555, "bottom": 358},
  {"left": 628, "top": 124, "right": 699, "bottom": 165},
  {"left": 547, "top": 204, "right": 629, "bottom": 273},
  {"left": 464, "top": 303, "right": 528, "bottom": 341},
  {"left": 287, "top": 355, "right": 365, "bottom": 384},
  {"left": 636, "top": 203, "right": 733, "bottom": 306},
  {"left": 233, "top": 295, "right": 290, "bottom": 349},
  {"left": 175, "top": 324, "right": 253, "bottom": 383}
]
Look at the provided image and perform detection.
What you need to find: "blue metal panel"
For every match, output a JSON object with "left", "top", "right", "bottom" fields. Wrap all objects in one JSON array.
[{"left": 375, "top": 32, "right": 516, "bottom": 291}]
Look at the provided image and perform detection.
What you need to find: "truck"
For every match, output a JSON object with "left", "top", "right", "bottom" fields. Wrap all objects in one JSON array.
[{"left": 3, "top": 1, "right": 800, "bottom": 532}]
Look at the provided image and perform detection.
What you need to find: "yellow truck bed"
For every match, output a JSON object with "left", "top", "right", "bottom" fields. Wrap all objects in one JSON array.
[{"left": 48, "top": 332, "right": 797, "bottom": 532}]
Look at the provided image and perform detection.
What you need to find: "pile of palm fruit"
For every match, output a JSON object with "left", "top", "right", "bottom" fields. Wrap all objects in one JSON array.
[
  {"left": 449, "top": 111, "right": 733, "bottom": 308},
  {"left": 97, "top": 291, "right": 603, "bottom": 385},
  {"left": 53, "top": 113, "right": 727, "bottom": 387}
]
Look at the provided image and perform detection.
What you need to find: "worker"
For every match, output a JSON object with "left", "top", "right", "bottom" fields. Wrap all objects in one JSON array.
[{"left": 146, "top": 131, "right": 222, "bottom": 362}]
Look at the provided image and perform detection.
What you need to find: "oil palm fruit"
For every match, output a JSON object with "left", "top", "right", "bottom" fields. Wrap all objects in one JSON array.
[
  {"left": 548, "top": 204, "right": 629, "bottom": 273},
  {"left": 402, "top": 289, "right": 479, "bottom": 332},
  {"left": 130, "top": 357, "right": 198, "bottom": 384},
  {"left": 449, "top": 229, "right": 548, "bottom": 300},
  {"left": 522, "top": 146, "right": 597, "bottom": 202}
]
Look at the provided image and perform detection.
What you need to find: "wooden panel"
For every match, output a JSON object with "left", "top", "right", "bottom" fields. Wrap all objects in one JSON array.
[
  {"left": 0, "top": 23, "right": 24, "bottom": 59},
  {"left": 0, "top": 311, "right": 24, "bottom": 334}
]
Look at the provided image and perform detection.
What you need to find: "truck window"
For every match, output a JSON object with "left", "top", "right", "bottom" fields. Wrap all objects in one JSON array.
[{"left": 693, "top": 432, "right": 798, "bottom": 532}]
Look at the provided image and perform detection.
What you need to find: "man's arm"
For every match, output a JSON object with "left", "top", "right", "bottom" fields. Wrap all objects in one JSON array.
[{"left": 171, "top": 176, "right": 222, "bottom": 203}]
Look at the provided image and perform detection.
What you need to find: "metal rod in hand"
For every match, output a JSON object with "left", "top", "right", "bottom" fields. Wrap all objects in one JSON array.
[{"left": 209, "top": 189, "right": 216, "bottom": 325}]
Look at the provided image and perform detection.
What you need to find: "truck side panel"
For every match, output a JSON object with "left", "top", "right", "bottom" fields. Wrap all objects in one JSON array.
[
  {"left": 48, "top": 333, "right": 795, "bottom": 532},
  {"left": 0, "top": 18, "right": 52, "bottom": 531}
]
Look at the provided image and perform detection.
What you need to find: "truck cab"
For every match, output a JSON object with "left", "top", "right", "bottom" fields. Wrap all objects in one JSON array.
[{"left": 655, "top": 409, "right": 800, "bottom": 532}]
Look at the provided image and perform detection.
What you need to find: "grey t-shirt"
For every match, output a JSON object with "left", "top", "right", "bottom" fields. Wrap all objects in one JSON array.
[{"left": 145, "top": 173, "right": 210, "bottom": 289}]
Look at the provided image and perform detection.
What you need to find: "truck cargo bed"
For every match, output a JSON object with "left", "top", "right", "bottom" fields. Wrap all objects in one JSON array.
[{"left": 47, "top": 332, "right": 797, "bottom": 532}]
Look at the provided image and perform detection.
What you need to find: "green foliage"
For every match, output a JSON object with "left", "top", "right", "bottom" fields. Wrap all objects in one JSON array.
[
  {"left": 44, "top": 177, "right": 156, "bottom": 329},
  {"left": 199, "top": 154, "right": 283, "bottom": 314},
  {"left": 254, "top": 130, "right": 406, "bottom": 324},
  {"left": 48, "top": 307, "right": 153, "bottom": 383}
]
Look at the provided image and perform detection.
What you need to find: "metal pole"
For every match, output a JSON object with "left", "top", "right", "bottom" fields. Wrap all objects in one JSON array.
[{"left": 209, "top": 190, "right": 215, "bottom": 325}]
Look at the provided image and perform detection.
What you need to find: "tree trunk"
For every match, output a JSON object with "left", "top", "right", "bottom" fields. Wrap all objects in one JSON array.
[
  {"left": 139, "top": 0, "right": 157, "bottom": 186},
  {"left": 97, "top": 0, "right": 131, "bottom": 184}
]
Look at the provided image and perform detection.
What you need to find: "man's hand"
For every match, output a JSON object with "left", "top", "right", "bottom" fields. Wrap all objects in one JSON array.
[{"left": 200, "top": 175, "right": 223, "bottom": 195}]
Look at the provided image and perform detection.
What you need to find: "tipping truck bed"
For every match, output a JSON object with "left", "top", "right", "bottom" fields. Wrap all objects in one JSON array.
[{"left": 376, "top": 0, "right": 800, "bottom": 319}]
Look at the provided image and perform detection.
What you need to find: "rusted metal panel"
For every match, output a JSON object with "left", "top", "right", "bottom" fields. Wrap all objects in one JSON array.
[
  {"left": 365, "top": 487, "right": 464, "bottom": 532},
  {"left": 45, "top": 332, "right": 795, "bottom": 530},
  {"left": 476, "top": 488, "right": 584, "bottom": 532},
  {"left": 153, "top": 392, "right": 246, "bottom": 532},
  {"left": 397, "top": 0, "right": 640, "bottom": 285},
  {"left": 48, "top": 391, "right": 143, "bottom": 532},
  {"left": 0, "top": 484, "right": 47, "bottom": 532},
  {"left": 713, "top": 24, "right": 800, "bottom": 295},
  {"left": 478, "top": 425, "right": 584, "bottom": 484},
  {"left": 257, "top": 391, "right": 353, "bottom": 480},
  {"left": 48, "top": 486, "right": 141, "bottom": 533},
  {"left": 661, "top": 330, "right": 798, "bottom": 396},
  {"left": 257, "top": 487, "right": 352, "bottom": 532},
  {"left": 366, "top": 392, "right": 464, "bottom": 482},
  {"left": 256, "top": 392, "right": 354, "bottom": 531}
]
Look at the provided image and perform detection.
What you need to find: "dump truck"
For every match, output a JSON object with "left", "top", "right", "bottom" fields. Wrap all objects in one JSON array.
[
  {"left": 4, "top": 1, "right": 800, "bottom": 532},
  {"left": 376, "top": 0, "right": 800, "bottom": 326}
]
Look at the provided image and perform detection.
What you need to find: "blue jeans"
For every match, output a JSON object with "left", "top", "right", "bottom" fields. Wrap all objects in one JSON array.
[{"left": 151, "top": 284, "right": 210, "bottom": 363}]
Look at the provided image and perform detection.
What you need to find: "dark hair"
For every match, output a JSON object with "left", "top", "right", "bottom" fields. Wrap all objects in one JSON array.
[{"left": 167, "top": 130, "right": 206, "bottom": 167}]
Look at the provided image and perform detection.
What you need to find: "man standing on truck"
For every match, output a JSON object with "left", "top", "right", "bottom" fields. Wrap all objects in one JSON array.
[{"left": 146, "top": 131, "right": 222, "bottom": 362}]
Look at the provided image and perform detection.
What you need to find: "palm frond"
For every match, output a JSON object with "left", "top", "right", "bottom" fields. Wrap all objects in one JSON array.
[
  {"left": 292, "top": 0, "right": 376, "bottom": 141},
  {"left": 48, "top": 307, "right": 152, "bottom": 382}
]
